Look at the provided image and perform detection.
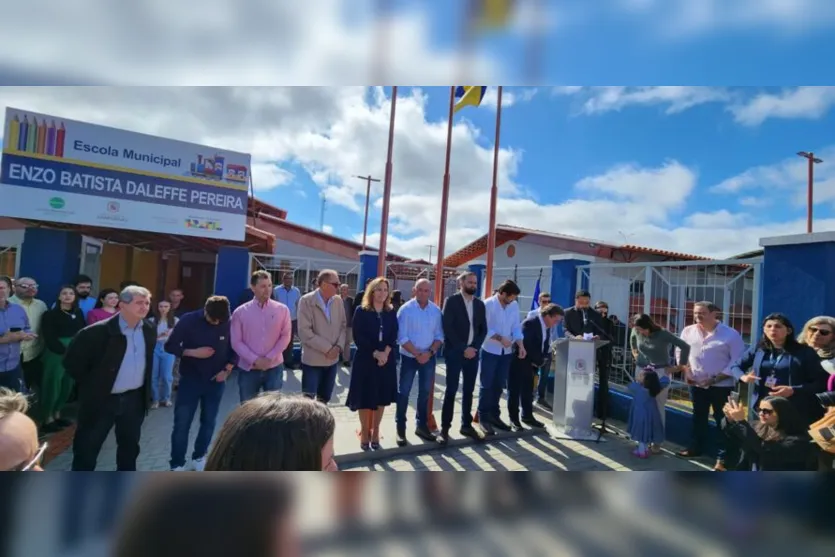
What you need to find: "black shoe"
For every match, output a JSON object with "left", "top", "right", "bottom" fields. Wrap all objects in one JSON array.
[
  {"left": 537, "top": 399, "right": 552, "bottom": 411},
  {"left": 437, "top": 429, "right": 450, "bottom": 445},
  {"left": 521, "top": 417, "right": 545, "bottom": 428},
  {"left": 53, "top": 417, "right": 73, "bottom": 428},
  {"left": 509, "top": 419, "right": 524, "bottom": 432},
  {"left": 492, "top": 419, "right": 512, "bottom": 432},
  {"left": 396, "top": 429, "right": 408, "bottom": 447},
  {"left": 459, "top": 424, "right": 483, "bottom": 441},
  {"left": 415, "top": 426, "right": 436, "bottom": 442},
  {"left": 480, "top": 422, "right": 496, "bottom": 436}
]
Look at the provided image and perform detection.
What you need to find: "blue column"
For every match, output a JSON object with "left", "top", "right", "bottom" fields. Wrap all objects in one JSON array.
[
  {"left": 468, "top": 261, "right": 486, "bottom": 298},
  {"left": 19, "top": 227, "right": 81, "bottom": 304},
  {"left": 549, "top": 254, "right": 591, "bottom": 309},
  {"left": 760, "top": 232, "right": 835, "bottom": 329},
  {"left": 215, "top": 246, "right": 250, "bottom": 309},
  {"left": 358, "top": 250, "right": 379, "bottom": 287}
]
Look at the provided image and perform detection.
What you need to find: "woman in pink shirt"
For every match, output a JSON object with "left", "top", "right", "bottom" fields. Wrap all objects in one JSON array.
[{"left": 86, "top": 288, "right": 120, "bottom": 325}]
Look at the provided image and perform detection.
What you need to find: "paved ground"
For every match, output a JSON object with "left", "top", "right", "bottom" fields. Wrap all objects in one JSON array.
[{"left": 44, "top": 363, "right": 710, "bottom": 471}]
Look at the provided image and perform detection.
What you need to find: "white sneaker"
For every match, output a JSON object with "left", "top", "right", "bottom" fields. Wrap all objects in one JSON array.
[
  {"left": 170, "top": 466, "right": 186, "bottom": 471},
  {"left": 191, "top": 457, "right": 207, "bottom": 472}
]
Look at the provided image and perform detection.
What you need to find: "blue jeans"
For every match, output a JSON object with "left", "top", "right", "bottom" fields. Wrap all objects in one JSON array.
[
  {"left": 396, "top": 354, "right": 436, "bottom": 430},
  {"left": 301, "top": 363, "right": 338, "bottom": 403},
  {"left": 0, "top": 364, "right": 23, "bottom": 392},
  {"left": 169, "top": 374, "right": 225, "bottom": 469},
  {"left": 151, "top": 341, "right": 176, "bottom": 403},
  {"left": 477, "top": 351, "right": 512, "bottom": 423},
  {"left": 237, "top": 365, "right": 283, "bottom": 403}
]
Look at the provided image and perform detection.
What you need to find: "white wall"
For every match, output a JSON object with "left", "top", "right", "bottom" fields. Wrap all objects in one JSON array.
[{"left": 0, "top": 228, "right": 24, "bottom": 247}]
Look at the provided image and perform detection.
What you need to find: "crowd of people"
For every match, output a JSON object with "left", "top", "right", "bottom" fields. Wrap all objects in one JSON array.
[{"left": 1, "top": 268, "right": 834, "bottom": 472}]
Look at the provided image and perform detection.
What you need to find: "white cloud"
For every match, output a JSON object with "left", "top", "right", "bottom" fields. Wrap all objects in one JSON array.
[
  {"left": 560, "top": 86, "right": 731, "bottom": 115},
  {"left": 0, "top": 86, "right": 824, "bottom": 262},
  {"left": 0, "top": 0, "right": 498, "bottom": 85},
  {"left": 613, "top": 0, "right": 835, "bottom": 37},
  {"left": 251, "top": 162, "right": 293, "bottom": 192},
  {"left": 322, "top": 225, "right": 334, "bottom": 234},
  {"left": 729, "top": 87, "right": 835, "bottom": 126},
  {"left": 711, "top": 146, "right": 835, "bottom": 207},
  {"left": 477, "top": 87, "right": 538, "bottom": 110}
]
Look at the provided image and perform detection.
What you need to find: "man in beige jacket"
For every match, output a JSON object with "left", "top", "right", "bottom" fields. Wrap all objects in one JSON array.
[{"left": 297, "top": 270, "right": 347, "bottom": 403}]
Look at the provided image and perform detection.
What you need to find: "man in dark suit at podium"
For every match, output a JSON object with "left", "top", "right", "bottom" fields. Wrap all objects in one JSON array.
[
  {"left": 563, "top": 290, "right": 606, "bottom": 339},
  {"left": 507, "top": 303, "right": 565, "bottom": 431}
]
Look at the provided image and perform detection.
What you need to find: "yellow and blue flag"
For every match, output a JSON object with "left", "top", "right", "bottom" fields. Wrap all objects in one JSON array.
[
  {"left": 474, "top": 0, "right": 514, "bottom": 29},
  {"left": 454, "top": 86, "right": 488, "bottom": 113}
]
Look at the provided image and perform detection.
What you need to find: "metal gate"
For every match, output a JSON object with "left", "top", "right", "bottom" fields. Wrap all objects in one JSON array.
[
  {"left": 490, "top": 265, "right": 551, "bottom": 318},
  {"left": 385, "top": 262, "right": 460, "bottom": 303},
  {"left": 577, "top": 258, "right": 762, "bottom": 405},
  {"left": 250, "top": 253, "right": 360, "bottom": 295}
]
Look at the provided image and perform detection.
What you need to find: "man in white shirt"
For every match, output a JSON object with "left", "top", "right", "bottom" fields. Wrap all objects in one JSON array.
[
  {"left": 677, "top": 301, "right": 746, "bottom": 471},
  {"left": 478, "top": 280, "right": 526, "bottom": 435}
]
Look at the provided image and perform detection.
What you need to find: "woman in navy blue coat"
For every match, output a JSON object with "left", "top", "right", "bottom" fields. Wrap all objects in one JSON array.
[
  {"left": 731, "top": 313, "right": 828, "bottom": 426},
  {"left": 346, "top": 277, "right": 399, "bottom": 451}
]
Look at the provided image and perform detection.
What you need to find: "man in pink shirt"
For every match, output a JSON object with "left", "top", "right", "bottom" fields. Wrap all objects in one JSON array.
[{"left": 231, "top": 271, "right": 293, "bottom": 403}]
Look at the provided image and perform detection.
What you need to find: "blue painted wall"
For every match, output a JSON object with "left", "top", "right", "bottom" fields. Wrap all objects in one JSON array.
[
  {"left": 358, "top": 251, "right": 379, "bottom": 288},
  {"left": 761, "top": 241, "right": 835, "bottom": 330},
  {"left": 550, "top": 257, "right": 590, "bottom": 309},
  {"left": 19, "top": 228, "right": 81, "bottom": 304},
  {"left": 468, "top": 262, "right": 486, "bottom": 298},
  {"left": 215, "top": 246, "right": 250, "bottom": 309}
]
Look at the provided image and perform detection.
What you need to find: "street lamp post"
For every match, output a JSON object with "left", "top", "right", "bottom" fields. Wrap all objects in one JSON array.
[{"left": 797, "top": 151, "right": 823, "bottom": 234}]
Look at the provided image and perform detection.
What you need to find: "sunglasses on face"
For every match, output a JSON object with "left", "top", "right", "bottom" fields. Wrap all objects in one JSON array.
[
  {"left": 10, "top": 442, "right": 48, "bottom": 471},
  {"left": 809, "top": 327, "right": 832, "bottom": 337},
  {"left": 758, "top": 408, "right": 774, "bottom": 416}
]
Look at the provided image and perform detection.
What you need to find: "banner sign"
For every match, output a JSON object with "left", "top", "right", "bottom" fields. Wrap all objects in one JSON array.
[{"left": 0, "top": 107, "right": 249, "bottom": 241}]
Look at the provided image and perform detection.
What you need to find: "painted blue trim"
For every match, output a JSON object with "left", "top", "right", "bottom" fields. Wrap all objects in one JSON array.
[
  {"left": 19, "top": 227, "right": 81, "bottom": 304},
  {"left": 358, "top": 252, "right": 379, "bottom": 288},
  {"left": 215, "top": 246, "right": 250, "bottom": 309},
  {"left": 468, "top": 263, "right": 486, "bottom": 298}
]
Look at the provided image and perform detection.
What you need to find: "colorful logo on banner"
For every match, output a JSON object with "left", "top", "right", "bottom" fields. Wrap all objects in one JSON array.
[
  {"left": 189, "top": 153, "right": 249, "bottom": 184},
  {"left": 48, "top": 197, "right": 65, "bottom": 209},
  {"left": 7, "top": 115, "right": 66, "bottom": 158},
  {"left": 107, "top": 201, "right": 120, "bottom": 213},
  {"left": 185, "top": 218, "right": 223, "bottom": 231}
]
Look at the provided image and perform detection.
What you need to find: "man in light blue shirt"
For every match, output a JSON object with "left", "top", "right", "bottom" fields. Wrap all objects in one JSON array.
[
  {"left": 273, "top": 272, "right": 301, "bottom": 369},
  {"left": 479, "top": 279, "right": 525, "bottom": 435},
  {"left": 396, "top": 279, "right": 444, "bottom": 445}
]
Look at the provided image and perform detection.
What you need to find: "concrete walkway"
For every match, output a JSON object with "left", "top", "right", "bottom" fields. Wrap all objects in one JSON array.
[{"left": 45, "top": 363, "right": 710, "bottom": 471}]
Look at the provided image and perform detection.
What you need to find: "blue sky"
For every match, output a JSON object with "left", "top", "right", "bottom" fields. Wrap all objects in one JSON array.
[{"left": 2, "top": 1, "right": 835, "bottom": 260}]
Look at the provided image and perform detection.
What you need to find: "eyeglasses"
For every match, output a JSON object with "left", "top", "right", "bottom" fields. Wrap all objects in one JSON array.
[
  {"left": 758, "top": 408, "right": 774, "bottom": 416},
  {"left": 809, "top": 326, "right": 832, "bottom": 337},
  {"left": 12, "top": 442, "right": 48, "bottom": 471},
  {"left": 18, "top": 284, "right": 37, "bottom": 290}
]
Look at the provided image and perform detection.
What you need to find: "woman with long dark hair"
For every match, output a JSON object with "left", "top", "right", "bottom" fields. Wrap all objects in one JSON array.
[
  {"left": 147, "top": 299, "right": 178, "bottom": 408},
  {"left": 205, "top": 393, "right": 337, "bottom": 471},
  {"left": 38, "top": 285, "right": 85, "bottom": 432},
  {"left": 732, "top": 313, "right": 828, "bottom": 426},
  {"left": 722, "top": 395, "right": 813, "bottom": 470},
  {"left": 114, "top": 476, "right": 295, "bottom": 557},
  {"left": 86, "top": 288, "right": 119, "bottom": 325},
  {"left": 629, "top": 313, "right": 691, "bottom": 435}
]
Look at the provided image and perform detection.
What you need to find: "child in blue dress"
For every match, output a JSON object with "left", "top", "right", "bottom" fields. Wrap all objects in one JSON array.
[{"left": 627, "top": 366, "right": 670, "bottom": 458}]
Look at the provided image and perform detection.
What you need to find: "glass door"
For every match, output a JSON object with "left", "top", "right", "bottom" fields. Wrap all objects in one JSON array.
[{"left": 80, "top": 237, "right": 103, "bottom": 292}]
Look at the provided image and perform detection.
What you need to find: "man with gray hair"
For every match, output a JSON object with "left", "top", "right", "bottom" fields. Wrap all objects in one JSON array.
[
  {"left": 64, "top": 285, "right": 156, "bottom": 470},
  {"left": 297, "top": 269, "right": 347, "bottom": 403},
  {"left": 396, "top": 278, "right": 444, "bottom": 445}
]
